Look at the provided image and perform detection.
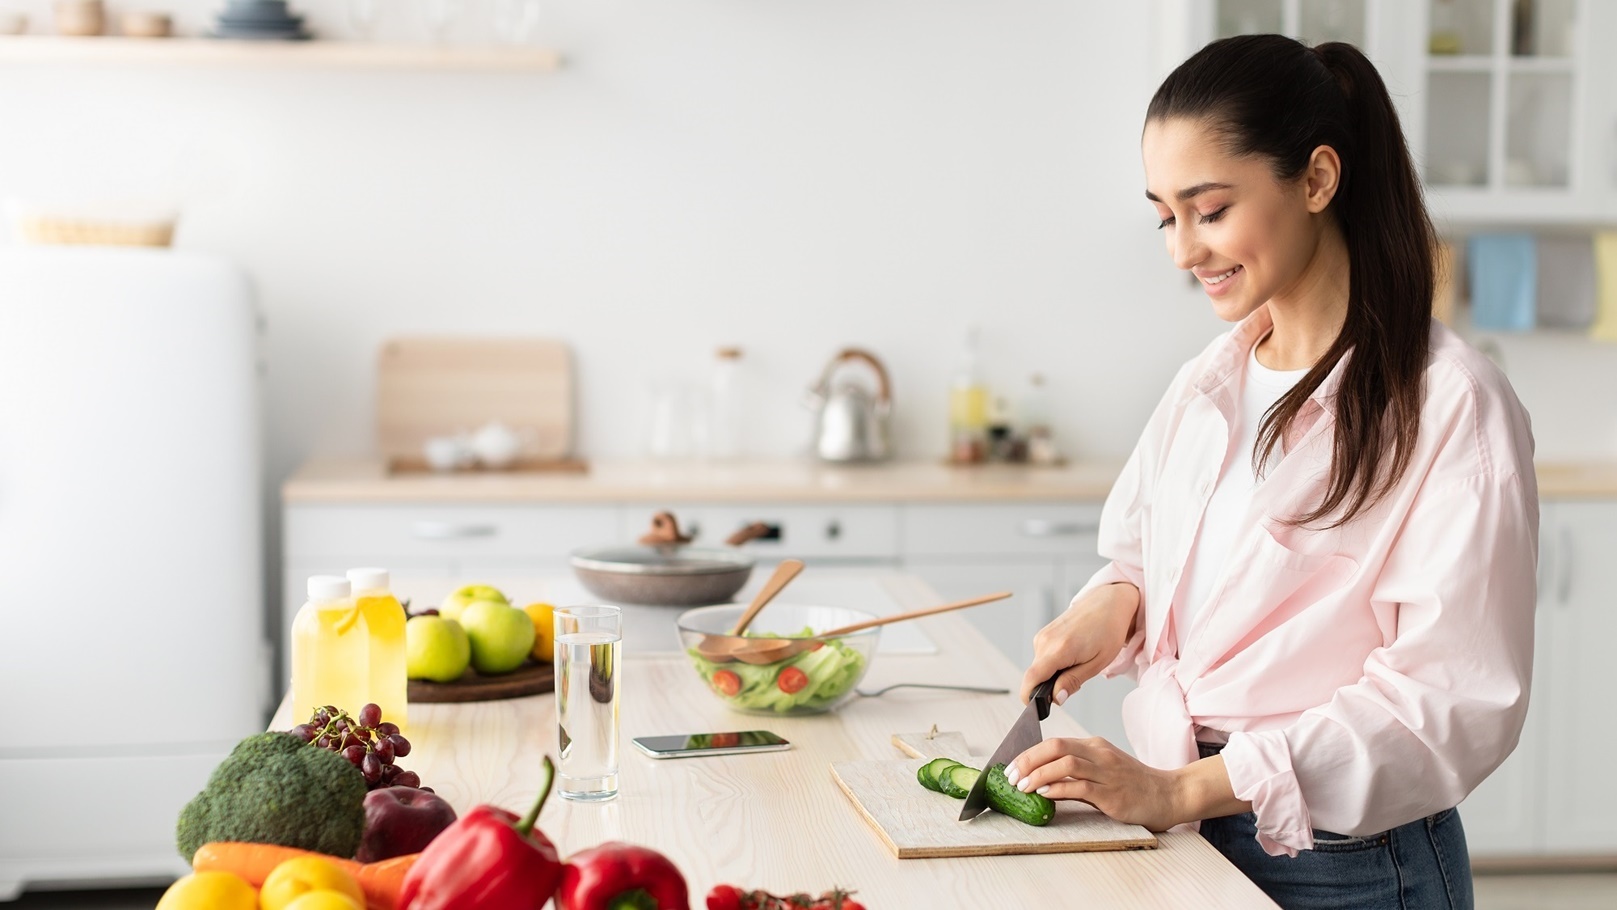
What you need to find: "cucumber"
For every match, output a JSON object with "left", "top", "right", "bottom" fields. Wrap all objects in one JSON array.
[
  {"left": 917, "top": 758, "right": 964, "bottom": 794},
  {"left": 985, "top": 763, "right": 1056, "bottom": 826},
  {"left": 940, "top": 764, "right": 980, "bottom": 799}
]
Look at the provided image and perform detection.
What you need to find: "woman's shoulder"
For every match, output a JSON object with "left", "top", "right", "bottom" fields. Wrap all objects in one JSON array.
[{"left": 1419, "top": 319, "right": 1535, "bottom": 478}]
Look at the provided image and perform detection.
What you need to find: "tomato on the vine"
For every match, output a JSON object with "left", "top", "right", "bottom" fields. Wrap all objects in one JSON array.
[{"left": 777, "top": 666, "right": 808, "bottom": 694}]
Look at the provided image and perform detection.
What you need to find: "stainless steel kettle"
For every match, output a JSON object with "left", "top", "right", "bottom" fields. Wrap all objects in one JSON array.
[{"left": 803, "top": 348, "right": 892, "bottom": 462}]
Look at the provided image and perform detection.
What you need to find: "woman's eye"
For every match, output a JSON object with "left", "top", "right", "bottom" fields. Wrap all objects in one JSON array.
[
  {"left": 1199, "top": 206, "right": 1228, "bottom": 224},
  {"left": 1156, "top": 216, "right": 1174, "bottom": 230}
]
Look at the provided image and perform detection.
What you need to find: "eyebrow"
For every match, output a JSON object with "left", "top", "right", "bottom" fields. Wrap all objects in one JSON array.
[{"left": 1144, "top": 182, "right": 1234, "bottom": 203}]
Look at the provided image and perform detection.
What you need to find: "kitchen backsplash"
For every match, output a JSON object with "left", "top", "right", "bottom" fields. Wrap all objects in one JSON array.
[{"left": 0, "top": 1, "right": 1613, "bottom": 484}]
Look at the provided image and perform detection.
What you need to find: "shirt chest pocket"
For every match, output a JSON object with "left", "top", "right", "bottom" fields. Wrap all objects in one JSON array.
[{"left": 1196, "top": 525, "right": 1361, "bottom": 655}]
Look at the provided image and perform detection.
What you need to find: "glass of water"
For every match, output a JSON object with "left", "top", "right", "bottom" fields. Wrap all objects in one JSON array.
[{"left": 555, "top": 605, "right": 622, "bottom": 801}]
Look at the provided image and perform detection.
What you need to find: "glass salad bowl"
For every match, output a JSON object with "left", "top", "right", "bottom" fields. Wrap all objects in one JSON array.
[{"left": 675, "top": 603, "right": 880, "bottom": 716}]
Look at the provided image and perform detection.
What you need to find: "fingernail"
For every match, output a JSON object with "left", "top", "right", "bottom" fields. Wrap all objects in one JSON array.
[
  {"left": 1036, "top": 785, "right": 1051, "bottom": 795},
  {"left": 1019, "top": 778, "right": 1035, "bottom": 792},
  {"left": 1055, "top": 689, "right": 1069, "bottom": 706},
  {"left": 1004, "top": 763, "right": 1019, "bottom": 784}
]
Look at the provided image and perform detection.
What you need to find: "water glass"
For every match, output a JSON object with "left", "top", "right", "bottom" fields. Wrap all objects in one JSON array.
[{"left": 555, "top": 605, "right": 622, "bottom": 801}]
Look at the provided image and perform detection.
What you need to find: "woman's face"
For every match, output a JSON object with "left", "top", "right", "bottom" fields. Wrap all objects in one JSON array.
[{"left": 1141, "top": 117, "right": 1330, "bottom": 323}]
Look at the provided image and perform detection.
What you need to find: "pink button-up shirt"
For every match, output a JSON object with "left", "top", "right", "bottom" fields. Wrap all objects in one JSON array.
[{"left": 1081, "top": 305, "right": 1538, "bottom": 856}]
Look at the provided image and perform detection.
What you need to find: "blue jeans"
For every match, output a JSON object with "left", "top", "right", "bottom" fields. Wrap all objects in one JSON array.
[{"left": 1196, "top": 742, "right": 1474, "bottom": 910}]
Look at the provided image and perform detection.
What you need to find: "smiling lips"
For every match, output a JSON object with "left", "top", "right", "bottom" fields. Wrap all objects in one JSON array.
[
  {"left": 1200, "top": 265, "right": 1241, "bottom": 285},
  {"left": 1197, "top": 264, "right": 1242, "bottom": 296}
]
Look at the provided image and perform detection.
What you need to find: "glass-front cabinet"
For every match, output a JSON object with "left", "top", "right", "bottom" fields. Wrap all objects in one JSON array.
[{"left": 1157, "top": 0, "right": 1617, "bottom": 227}]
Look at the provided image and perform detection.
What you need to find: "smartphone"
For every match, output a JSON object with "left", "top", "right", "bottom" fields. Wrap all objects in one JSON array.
[{"left": 632, "top": 730, "right": 792, "bottom": 759}]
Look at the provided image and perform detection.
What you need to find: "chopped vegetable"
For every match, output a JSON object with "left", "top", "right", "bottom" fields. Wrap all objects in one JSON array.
[{"left": 687, "top": 628, "right": 866, "bottom": 713}]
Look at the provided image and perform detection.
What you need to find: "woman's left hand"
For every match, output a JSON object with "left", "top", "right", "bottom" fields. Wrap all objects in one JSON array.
[{"left": 1004, "top": 737, "right": 1186, "bottom": 832}]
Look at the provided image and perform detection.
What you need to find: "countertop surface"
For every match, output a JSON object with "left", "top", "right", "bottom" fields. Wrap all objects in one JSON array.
[
  {"left": 269, "top": 573, "right": 1280, "bottom": 908},
  {"left": 284, "top": 455, "right": 1617, "bottom": 503}
]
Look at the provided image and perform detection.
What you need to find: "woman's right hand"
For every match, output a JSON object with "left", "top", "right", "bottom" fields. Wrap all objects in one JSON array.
[{"left": 1019, "top": 582, "right": 1140, "bottom": 706}]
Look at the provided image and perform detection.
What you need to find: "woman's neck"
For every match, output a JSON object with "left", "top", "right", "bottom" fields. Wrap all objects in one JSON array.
[{"left": 1255, "top": 224, "right": 1352, "bottom": 371}]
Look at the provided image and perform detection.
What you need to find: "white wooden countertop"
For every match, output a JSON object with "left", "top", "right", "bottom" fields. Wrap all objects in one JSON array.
[
  {"left": 268, "top": 574, "right": 1279, "bottom": 909},
  {"left": 283, "top": 455, "right": 1617, "bottom": 503}
]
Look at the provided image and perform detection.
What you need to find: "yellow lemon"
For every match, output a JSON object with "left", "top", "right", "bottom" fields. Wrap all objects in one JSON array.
[
  {"left": 283, "top": 892, "right": 364, "bottom": 910},
  {"left": 155, "top": 871, "right": 256, "bottom": 910},
  {"left": 259, "top": 856, "right": 364, "bottom": 910},
  {"left": 524, "top": 602, "right": 557, "bottom": 663}
]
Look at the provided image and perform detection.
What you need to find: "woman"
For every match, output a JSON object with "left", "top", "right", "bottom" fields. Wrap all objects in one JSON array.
[{"left": 1006, "top": 35, "right": 1537, "bottom": 910}]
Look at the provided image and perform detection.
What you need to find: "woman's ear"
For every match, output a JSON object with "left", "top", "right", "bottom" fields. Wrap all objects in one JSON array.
[{"left": 1303, "top": 145, "right": 1343, "bottom": 213}]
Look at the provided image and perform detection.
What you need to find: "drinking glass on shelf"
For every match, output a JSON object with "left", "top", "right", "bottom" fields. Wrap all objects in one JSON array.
[
  {"left": 420, "top": 0, "right": 463, "bottom": 44},
  {"left": 492, "top": 0, "right": 541, "bottom": 45},
  {"left": 344, "top": 0, "right": 381, "bottom": 40},
  {"left": 555, "top": 605, "right": 622, "bottom": 802}
]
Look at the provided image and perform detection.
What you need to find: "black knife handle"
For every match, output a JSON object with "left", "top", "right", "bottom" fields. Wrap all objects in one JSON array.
[{"left": 1031, "top": 673, "right": 1060, "bottom": 721}]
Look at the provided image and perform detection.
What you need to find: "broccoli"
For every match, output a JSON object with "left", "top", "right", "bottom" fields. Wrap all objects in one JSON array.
[{"left": 176, "top": 731, "right": 368, "bottom": 861}]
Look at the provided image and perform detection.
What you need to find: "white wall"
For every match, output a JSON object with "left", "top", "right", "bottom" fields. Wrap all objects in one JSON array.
[{"left": 0, "top": 0, "right": 1612, "bottom": 492}]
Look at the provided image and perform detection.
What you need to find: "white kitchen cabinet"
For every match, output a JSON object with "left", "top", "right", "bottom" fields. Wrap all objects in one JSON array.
[
  {"left": 1157, "top": 0, "right": 1617, "bottom": 226},
  {"left": 620, "top": 503, "right": 900, "bottom": 563},
  {"left": 900, "top": 559, "right": 1059, "bottom": 671},
  {"left": 1538, "top": 499, "right": 1617, "bottom": 853}
]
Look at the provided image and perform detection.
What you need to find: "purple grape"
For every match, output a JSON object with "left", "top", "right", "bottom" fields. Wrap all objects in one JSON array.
[
  {"left": 358, "top": 704, "right": 382, "bottom": 728},
  {"left": 315, "top": 735, "right": 332, "bottom": 749},
  {"left": 343, "top": 745, "right": 365, "bottom": 765},
  {"left": 361, "top": 753, "right": 382, "bottom": 784},
  {"left": 380, "top": 764, "right": 400, "bottom": 784},
  {"left": 394, "top": 770, "right": 421, "bottom": 789},
  {"left": 419, "top": 786, "right": 434, "bottom": 794},
  {"left": 374, "top": 738, "right": 395, "bottom": 763},
  {"left": 387, "top": 734, "right": 411, "bottom": 758},
  {"left": 289, "top": 724, "right": 316, "bottom": 743},
  {"left": 376, "top": 722, "right": 400, "bottom": 737}
]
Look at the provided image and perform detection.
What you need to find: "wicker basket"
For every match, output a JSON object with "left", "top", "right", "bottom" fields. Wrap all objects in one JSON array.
[{"left": 16, "top": 214, "right": 176, "bottom": 247}]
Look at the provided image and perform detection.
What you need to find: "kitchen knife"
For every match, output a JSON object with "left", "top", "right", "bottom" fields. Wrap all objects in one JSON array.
[{"left": 959, "top": 674, "right": 1058, "bottom": 822}]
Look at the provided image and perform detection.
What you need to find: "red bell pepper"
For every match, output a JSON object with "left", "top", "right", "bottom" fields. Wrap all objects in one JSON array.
[
  {"left": 558, "top": 842, "right": 690, "bottom": 910},
  {"left": 399, "top": 756, "right": 566, "bottom": 910}
]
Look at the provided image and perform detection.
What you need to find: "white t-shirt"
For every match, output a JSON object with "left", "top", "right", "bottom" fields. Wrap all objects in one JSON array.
[{"left": 1177, "top": 340, "right": 1310, "bottom": 646}]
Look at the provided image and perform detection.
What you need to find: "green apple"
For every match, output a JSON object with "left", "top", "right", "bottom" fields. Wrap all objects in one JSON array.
[
  {"left": 439, "top": 584, "right": 509, "bottom": 622},
  {"left": 459, "top": 600, "right": 536, "bottom": 675},
  {"left": 405, "top": 615, "right": 471, "bottom": 683}
]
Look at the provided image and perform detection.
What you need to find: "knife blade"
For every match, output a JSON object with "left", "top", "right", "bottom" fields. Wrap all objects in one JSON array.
[{"left": 959, "top": 674, "right": 1058, "bottom": 822}]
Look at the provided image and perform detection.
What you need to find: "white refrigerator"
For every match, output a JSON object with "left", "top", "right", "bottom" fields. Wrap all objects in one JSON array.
[{"left": 0, "top": 248, "right": 270, "bottom": 897}]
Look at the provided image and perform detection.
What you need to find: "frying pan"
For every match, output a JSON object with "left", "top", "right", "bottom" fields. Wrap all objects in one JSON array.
[{"left": 570, "top": 511, "right": 771, "bottom": 607}]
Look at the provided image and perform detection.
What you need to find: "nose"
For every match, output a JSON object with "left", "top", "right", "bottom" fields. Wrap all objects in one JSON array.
[{"left": 1168, "top": 223, "right": 1205, "bottom": 271}]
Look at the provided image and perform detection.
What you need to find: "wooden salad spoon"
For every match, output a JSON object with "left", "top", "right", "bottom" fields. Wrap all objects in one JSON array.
[
  {"left": 728, "top": 590, "right": 1013, "bottom": 665},
  {"left": 692, "top": 558, "right": 805, "bottom": 663}
]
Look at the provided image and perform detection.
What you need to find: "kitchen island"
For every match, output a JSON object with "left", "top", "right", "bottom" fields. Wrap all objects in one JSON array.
[{"left": 271, "top": 574, "right": 1277, "bottom": 908}]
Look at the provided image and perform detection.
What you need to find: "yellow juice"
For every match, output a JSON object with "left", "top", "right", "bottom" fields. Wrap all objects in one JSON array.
[
  {"left": 290, "top": 572, "right": 409, "bottom": 731},
  {"left": 352, "top": 589, "right": 409, "bottom": 730}
]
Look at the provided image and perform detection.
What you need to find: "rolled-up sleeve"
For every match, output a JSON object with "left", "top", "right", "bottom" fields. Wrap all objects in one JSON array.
[{"left": 1221, "top": 471, "right": 1538, "bottom": 856}]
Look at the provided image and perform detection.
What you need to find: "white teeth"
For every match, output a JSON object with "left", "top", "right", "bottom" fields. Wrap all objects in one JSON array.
[{"left": 1204, "top": 266, "right": 1239, "bottom": 285}]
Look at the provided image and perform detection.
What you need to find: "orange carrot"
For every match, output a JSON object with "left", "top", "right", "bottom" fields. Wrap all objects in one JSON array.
[
  {"left": 191, "top": 841, "right": 419, "bottom": 910},
  {"left": 191, "top": 841, "right": 361, "bottom": 888},
  {"left": 355, "top": 852, "right": 421, "bottom": 910}
]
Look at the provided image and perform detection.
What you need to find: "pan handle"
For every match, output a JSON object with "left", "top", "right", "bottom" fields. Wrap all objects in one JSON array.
[{"left": 725, "top": 521, "right": 774, "bottom": 547}]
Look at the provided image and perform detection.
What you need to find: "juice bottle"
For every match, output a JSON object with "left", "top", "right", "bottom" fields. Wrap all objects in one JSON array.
[
  {"left": 949, "top": 326, "right": 989, "bottom": 463},
  {"left": 347, "top": 567, "right": 409, "bottom": 731},
  {"left": 290, "top": 575, "right": 366, "bottom": 723}
]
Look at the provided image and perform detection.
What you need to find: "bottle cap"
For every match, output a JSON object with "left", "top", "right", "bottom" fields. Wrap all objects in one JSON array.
[
  {"left": 346, "top": 567, "right": 389, "bottom": 591},
  {"left": 307, "top": 575, "right": 351, "bottom": 601}
]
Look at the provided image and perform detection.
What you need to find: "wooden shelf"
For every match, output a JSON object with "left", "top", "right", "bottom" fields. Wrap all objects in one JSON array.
[{"left": 0, "top": 36, "right": 562, "bottom": 71}]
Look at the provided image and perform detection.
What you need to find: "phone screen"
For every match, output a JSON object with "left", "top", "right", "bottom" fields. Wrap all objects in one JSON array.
[{"left": 633, "top": 730, "right": 791, "bottom": 758}]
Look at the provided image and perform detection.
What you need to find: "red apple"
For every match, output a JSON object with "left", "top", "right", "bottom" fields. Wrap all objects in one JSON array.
[{"left": 355, "top": 786, "right": 458, "bottom": 862}]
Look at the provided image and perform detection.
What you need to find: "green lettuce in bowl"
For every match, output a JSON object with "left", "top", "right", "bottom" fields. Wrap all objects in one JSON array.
[{"left": 676, "top": 606, "right": 879, "bottom": 715}]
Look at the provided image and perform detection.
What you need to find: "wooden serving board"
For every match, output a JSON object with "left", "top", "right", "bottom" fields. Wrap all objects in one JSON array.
[
  {"left": 408, "top": 660, "right": 555, "bottom": 703},
  {"left": 829, "top": 731, "right": 1158, "bottom": 859},
  {"left": 376, "top": 336, "right": 574, "bottom": 464}
]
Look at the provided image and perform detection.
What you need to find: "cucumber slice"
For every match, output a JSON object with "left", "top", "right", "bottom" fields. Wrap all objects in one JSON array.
[
  {"left": 984, "top": 763, "right": 1056, "bottom": 826},
  {"left": 918, "top": 758, "right": 964, "bottom": 794},
  {"left": 940, "top": 764, "right": 980, "bottom": 799}
]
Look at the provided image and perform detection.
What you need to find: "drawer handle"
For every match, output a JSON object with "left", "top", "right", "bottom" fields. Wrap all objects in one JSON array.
[
  {"left": 1021, "top": 519, "right": 1098, "bottom": 538},
  {"left": 412, "top": 520, "right": 499, "bottom": 540}
]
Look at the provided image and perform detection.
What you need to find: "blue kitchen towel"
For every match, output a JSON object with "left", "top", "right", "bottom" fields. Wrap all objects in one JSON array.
[{"left": 1467, "top": 233, "right": 1537, "bottom": 332}]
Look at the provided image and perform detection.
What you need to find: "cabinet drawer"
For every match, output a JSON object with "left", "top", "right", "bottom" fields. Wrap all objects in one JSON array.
[
  {"left": 285, "top": 504, "right": 621, "bottom": 561},
  {"left": 621, "top": 504, "right": 898, "bottom": 560},
  {"left": 902, "top": 504, "right": 1101, "bottom": 558}
]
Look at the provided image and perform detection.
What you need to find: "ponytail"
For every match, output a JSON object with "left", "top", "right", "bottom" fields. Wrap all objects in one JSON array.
[{"left": 1147, "top": 36, "right": 1434, "bottom": 527}]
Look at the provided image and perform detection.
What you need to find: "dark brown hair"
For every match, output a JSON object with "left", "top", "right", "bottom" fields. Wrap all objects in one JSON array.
[{"left": 1147, "top": 35, "right": 1434, "bottom": 527}]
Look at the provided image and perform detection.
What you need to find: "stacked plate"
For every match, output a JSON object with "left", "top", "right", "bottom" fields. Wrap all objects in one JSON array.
[{"left": 211, "top": 0, "right": 311, "bottom": 40}]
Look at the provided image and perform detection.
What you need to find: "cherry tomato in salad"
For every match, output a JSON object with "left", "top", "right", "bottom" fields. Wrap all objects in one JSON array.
[
  {"left": 777, "top": 666, "right": 808, "bottom": 694},
  {"left": 712, "top": 669, "right": 742, "bottom": 697}
]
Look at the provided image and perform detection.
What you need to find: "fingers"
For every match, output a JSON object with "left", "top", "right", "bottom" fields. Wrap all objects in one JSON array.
[{"left": 1003, "top": 737, "right": 1100, "bottom": 792}]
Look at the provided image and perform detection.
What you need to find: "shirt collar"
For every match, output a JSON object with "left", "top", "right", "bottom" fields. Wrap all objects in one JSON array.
[{"left": 1192, "top": 304, "right": 1351, "bottom": 411}]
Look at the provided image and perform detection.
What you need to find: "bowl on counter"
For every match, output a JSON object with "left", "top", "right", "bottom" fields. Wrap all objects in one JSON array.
[{"left": 675, "top": 602, "right": 879, "bottom": 716}]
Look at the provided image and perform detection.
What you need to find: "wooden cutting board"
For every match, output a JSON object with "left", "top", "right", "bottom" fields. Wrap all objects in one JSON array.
[
  {"left": 376, "top": 336, "right": 575, "bottom": 466},
  {"left": 829, "top": 731, "right": 1158, "bottom": 859}
]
